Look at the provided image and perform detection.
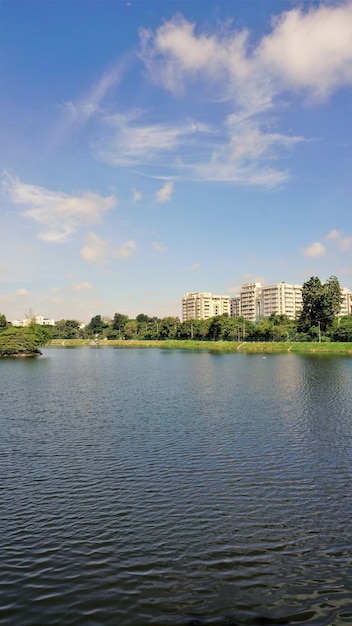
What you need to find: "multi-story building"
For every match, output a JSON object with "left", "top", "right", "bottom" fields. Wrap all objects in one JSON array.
[
  {"left": 258, "top": 282, "right": 303, "bottom": 320},
  {"left": 182, "top": 292, "right": 230, "bottom": 321},
  {"left": 232, "top": 282, "right": 261, "bottom": 322},
  {"left": 231, "top": 281, "right": 352, "bottom": 322},
  {"left": 231, "top": 282, "right": 302, "bottom": 321}
]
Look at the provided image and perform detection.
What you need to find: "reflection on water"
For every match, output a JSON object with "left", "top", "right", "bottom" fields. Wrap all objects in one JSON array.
[{"left": 1, "top": 348, "right": 352, "bottom": 625}]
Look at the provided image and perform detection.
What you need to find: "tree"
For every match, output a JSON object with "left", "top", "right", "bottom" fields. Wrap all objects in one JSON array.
[
  {"left": 28, "top": 322, "right": 52, "bottom": 346},
  {"left": 0, "top": 327, "right": 47, "bottom": 357},
  {"left": 136, "top": 313, "right": 149, "bottom": 324},
  {"left": 53, "top": 319, "right": 80, "bottom": 339},
  {"left": 298, "top": 276, "right": 342, "bottom": 334},
  {"left": 87, "top": 315, "right": 108, "bottom": 335},
  {"left": 124, "top": 320, "right": 138, "bottom": 339},
  {"left": 0, "top": 313, "right": 7, "bottom": 330},
  {"left": 333, "top": 315, "right": 352, "bottom": 342},
  {"left": 112, "top": 313, "right": 129, "bottom": 337},
  {"left": 208, "top": 315, "right": 234, "bottom": 341},
  {"left": 158, "top": 317, "right": 180, "bottom": 339},
  {"left": 323, "top": 276, "right": 343, "bottom": 330}
]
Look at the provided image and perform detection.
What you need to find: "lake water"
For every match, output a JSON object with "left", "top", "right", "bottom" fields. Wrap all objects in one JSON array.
[{"left": 1, "top": 347, "right": 352, "bottom": 626}]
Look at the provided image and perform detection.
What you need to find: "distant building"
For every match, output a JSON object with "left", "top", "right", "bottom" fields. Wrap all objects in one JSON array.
[
  {"left": 182, "top": 292, "right": 230, "bottom": 321},
  {"left": 12, "top": 315, "right": 55, "bottom": 327},
  {"left": 340, "top": 288, "right": 352, "bottom": 316},
  {"left": 258, "top": 282, "right": 303, "bottom": 320},
  {"left": 231, "top": 282, "right": 302, "bottom": 321},
  {"left": 231, "top": 282, "right": 352, "bottom": 322}
]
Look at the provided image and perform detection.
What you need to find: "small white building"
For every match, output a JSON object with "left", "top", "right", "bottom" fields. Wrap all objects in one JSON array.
[{"left": 12, "top": 315, "right": 55, "bottom": 327}]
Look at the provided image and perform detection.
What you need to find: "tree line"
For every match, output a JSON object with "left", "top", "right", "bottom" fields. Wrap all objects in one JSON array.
[
  {"left": 50, "top": 276, "right": 351, "bottom": 343},
  {"left": 2, "top": 276, "right": 351, "bottom": 348}
]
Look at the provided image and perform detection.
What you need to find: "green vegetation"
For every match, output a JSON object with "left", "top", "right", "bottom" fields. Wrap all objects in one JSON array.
[
  {"left": 3, "top": 276, "right": 352, "bottom": 355},
  {"left": 0, "top": 315, "right": 52, "bottom": 357},
  {"left": 297, "top": 275, "right": 343, "bottom": 337},
  {"left": 48, "top": 338, "right": 352, "bottom": 354}
]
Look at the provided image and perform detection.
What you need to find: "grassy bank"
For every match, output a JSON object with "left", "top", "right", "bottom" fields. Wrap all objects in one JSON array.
[{"left": 48, "top": 338, "right": 352, "bottom": 354}]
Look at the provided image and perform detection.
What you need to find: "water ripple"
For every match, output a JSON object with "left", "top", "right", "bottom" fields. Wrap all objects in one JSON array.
[{"left": 1, "top": 349, "right": 352, "bottom": 625}]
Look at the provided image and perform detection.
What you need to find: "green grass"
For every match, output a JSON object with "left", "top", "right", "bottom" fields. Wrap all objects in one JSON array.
[{"left": 48, "top": 338, "right": 352, "bottom": 354}]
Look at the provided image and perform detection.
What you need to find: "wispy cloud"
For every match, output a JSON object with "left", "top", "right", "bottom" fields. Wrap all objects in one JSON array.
[
  {"left": 81, "top": 232, "right": 136, "bottom": 266},
  {"left": 72, "top": 282, "right": 93, "bottom": 291},
  {"left": 135, "top": 3, "right": 352, "bottom": 185},
  {"left": 324, "top": 230, "right": 352, "bottom": 251},
  {"left": 339, "top": 236, "right": 352, "bottom": 251},
  {"left": 152, "top": 241, "right": 168, "bottom": 252},
  {"left": 2, "top": 172, "right": 116, "bottom": 243},
  {"left": 325, "top": 229, "right": 340, "bottom": 241},
  {"left": 132, "top": 188, "right": 142, "bottom": 202},
  {"left": 97, "top": 113, "right": 208, "bottom": 168},
  {"left": 61, "top": 58, "right": 130, "bottom": 126},
  {"left": 15, "top": 288, "right": 31, "bottom": 296},
  {"left": 189, "top": 263, "right": 201, "bottom": 271},
  {"left": 115, "top": 240, "right": 137, "bottom": 258},
  {"left": 155, "top": 181, "right": 173, "bottom": 203}
]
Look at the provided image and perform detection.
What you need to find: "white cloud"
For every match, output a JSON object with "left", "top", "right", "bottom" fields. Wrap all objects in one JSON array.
[
  {"left": 141, "top": 4, "right": 352, "bottom": 104},
  {"left": 303, "top": 242, "right": 327, "bottom": 258},
  {"left": 81, "top": 232, "right": 113, "bottom": 266},
  {"left": 72, "top": 282, "right": 93, "bottom": 291},
  {"left": 152, "top": 241, "right": 168, "bottom": 252},
  {"left": 259, "top": 3, "right": 352, "bottom": 100},
  {"left": 2, "top": 172, "right": 116, "bottom": 243},
  {"left": 339, "top": 236, "right": 352, "bottom": 251},
  {"left": 114, "top": 240, "right": 137, "bottom": 259},
  {"left": 189, "top": 263, "right": 201, "bottom": 271},
  {"left": 325, "top": 229, "right": 340, "bottom": 241},
  {"left": 60, "top": 58, "right": 129, "bottom": 128},
  {"left": 323, "top": 230, "right": 352, "bottom": 251},
  {"left": 98, "top": 113, "right": 208, "bottom": 167},
  {"left": 81, "top": 232, "right": 136, "bottom": 266},
  {"left": 135, "top": 4, "right": 352, "bottom": 185},
  {"left": 194, "top": 121, "right": 303, "bottom": 186},
  {"left": 139, "top": 15, "right": 251, "bottom": 98},
  {"left": 155, "top": 181, "right": 174, "bottom": 203},
  {"left": 15, "top": 288, "right": 31, "bottom": 296},
  {"left": 132, "top": 188, "right": 142, "bottom": 202}
]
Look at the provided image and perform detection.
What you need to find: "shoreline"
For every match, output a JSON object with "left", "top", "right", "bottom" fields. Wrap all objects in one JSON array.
[{"left": 48, "top": 339, "right": 352, "bottom": 354}]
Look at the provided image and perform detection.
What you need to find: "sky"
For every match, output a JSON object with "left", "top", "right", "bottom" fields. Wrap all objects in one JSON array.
[{"left": 1, "top": 0, "right": 352, "bottom": 323}]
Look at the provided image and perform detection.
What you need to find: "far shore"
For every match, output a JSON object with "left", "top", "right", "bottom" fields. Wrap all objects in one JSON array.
[{"left": 48, "top": 339, "right": 352, "bottom": 354}]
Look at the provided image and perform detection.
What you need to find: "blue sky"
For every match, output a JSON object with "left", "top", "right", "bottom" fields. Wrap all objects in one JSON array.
[{"left": 1, "top": 0, "right": 352, "bottom": 322}]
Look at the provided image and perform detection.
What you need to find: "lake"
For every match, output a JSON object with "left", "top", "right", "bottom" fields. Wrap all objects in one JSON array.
[{"left": 1, "top": 348, "right": 352, "bottom": 625}]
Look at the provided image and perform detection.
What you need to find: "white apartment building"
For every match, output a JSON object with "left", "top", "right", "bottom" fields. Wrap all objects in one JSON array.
[
  {"left": 182, "top": 292, "right": 230, "bottom": 321},
  {"left": 231, "top": 282, "right": 302, "bottom": 322},
  {"left": 258, "top": 282, "right": 303, "bottom": 320},
  {"left": 231, "top": 281, "right": 352, "bottom": 322}
]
